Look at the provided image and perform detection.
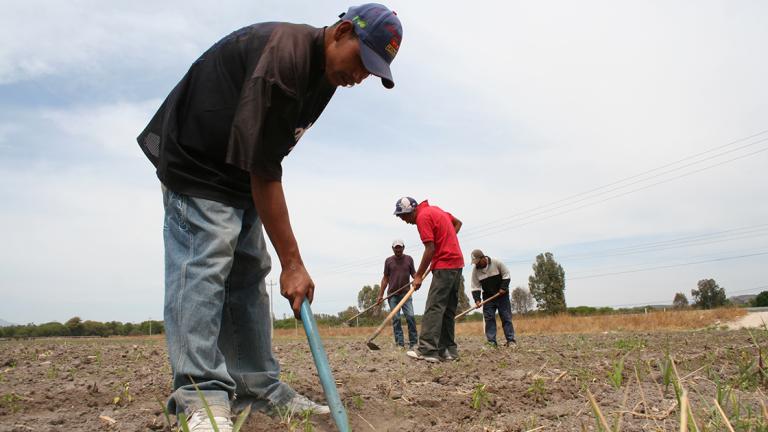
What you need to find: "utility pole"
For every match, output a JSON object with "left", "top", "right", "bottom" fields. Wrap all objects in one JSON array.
[
  {"left": 149, "top": 318, "right": 152, "bottom": 336},
  {"left": 268, "top": 280, "right": 276, "bottom": 339}
]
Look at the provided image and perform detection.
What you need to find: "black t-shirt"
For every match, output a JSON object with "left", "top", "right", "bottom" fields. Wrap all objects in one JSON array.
[{"left": 137, "top": 23, "right": 336, "bottom": 208}]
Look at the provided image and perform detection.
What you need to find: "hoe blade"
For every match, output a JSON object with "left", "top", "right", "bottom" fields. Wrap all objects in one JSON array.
[{"left": 366, "top": 340, "right": 380, "bottom": 350}]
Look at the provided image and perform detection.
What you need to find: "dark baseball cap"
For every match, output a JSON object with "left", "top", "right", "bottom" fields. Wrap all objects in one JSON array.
[
  {"left": 339, "top": 3, "right": 402, "bottom": 89},
  {"left": 393, "top": 197, "right": 418, "bottom": 215}
]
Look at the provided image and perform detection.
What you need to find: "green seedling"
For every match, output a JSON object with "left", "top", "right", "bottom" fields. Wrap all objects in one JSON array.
[
  {"left": 470, "top": 384, "right": 490, "bottom": 410},
  {"left": 1, "top": 393, "right": 23, "bottom": 413},
  {"left": 46, "top": 364, "right": 58, "bottom": 380},
  {"left": 527, "top": 377, "right": 546, "bottom": 403},
  {"left": 352, "top": 394, "right": 364, "bottom": 410},
  {"left": 158, "top": 399, "right": 173, "bottom": 430},
  {"left": 299, "top": 409, "right": 314, "bottom": 432},
  {"left": 275, "top": 407, "right": 315, "bottom": 432},
  {"left": 660, "top": 356, "right": 673, "bottom": 394},
  {"left": 614, "top": 337, "right": 646, "bottom": 351},
  {"left": 523, "top": 415, "right": 538, "bottom": 430},
  {"left": 608, "top": 356, "right": 625, "bottom": 389},
  {"left": 112, "top": 381, "right": 133, "bottom": 406},
  {"left": 734, "top": 350, "right": 759, "bottom": 391}
]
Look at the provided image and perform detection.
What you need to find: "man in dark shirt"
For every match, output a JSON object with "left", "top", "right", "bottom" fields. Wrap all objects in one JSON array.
[
  {"left": 377, "top": 239, "right": 417, "bottom": 348},
  {"left": 137, "top": 4, "right": 403, "bottom": 430}
]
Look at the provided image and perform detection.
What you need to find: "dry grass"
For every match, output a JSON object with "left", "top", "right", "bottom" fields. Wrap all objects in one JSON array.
[
  {"left": 456, "top": 308, "right": 746, "bottom": 336},
  {"left": 273, "top": 308, "right": 747, "bottom": 339}
]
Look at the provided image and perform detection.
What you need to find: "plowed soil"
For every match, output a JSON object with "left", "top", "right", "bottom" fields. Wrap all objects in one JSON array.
[{"left": 1, "top": 325, "right": 767, "bottom": 431}]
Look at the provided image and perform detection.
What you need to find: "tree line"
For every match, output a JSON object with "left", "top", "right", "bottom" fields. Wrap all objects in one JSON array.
[
  {"left": 7, "top": 254, "right": 764, "bottom": 337},
  {"left": 0, "top": 317, "right": 164, "bottom": 338}
]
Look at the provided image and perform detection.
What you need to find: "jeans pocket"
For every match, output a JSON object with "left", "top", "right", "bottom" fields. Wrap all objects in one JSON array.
[{"left": 164, "top": 189, "right": 189, "bottom": 232}]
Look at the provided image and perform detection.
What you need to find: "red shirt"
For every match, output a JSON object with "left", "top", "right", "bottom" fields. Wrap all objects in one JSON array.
[{"left": 415, "top": 201, "right": 464, "bottom": 270}]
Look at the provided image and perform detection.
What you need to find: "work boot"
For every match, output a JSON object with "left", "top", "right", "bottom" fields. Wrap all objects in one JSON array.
[
  {"left": 504, "top": 340, "right": 517, "bottom": 348},
  {"left": 186, "top": 406, "right": 233, "bottom": 432}
]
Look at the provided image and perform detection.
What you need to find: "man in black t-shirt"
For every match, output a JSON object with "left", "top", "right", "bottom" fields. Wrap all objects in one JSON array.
[
  {"left": 137, "top": 4, "right": 403, "bottom": 430},
  {"left": 377, "top": 239, "right": 418, "bottom": 348}
]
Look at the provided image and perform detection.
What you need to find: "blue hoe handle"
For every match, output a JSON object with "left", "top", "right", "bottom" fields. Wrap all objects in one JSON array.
[{"left": 300, "top": 298, "right": 350, "bottom": 432}]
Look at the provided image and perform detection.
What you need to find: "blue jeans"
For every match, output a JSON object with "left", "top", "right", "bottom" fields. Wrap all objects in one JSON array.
[
  {"left": 162, "top": 186, "right": 294, "bottom": 415},
  {"left": 387, "top": 294, "right": 418, "bottom": 347},
  {"left": 482, "top": 293, "right": 516, "bottom": 344}
]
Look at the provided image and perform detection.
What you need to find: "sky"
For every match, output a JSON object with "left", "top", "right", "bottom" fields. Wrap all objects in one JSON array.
[{"left": 1, "top": 0, "right": 767, "bottom": 325}]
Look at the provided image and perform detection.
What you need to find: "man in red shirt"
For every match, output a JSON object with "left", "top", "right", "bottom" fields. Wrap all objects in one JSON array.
[{"left": 393, "top": 197, "right": 464, "bottom": 362}]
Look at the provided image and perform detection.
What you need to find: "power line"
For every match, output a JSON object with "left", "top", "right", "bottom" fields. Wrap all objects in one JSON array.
[
  {"left": 461, "top": 144, "right": 768, "bottom": 242},
  {"left": 461, "top": 130, "right": 768, "bottom": 237},
  {"left": 569, "top": 251, "right": 768, "bottom": 280},
  {"left": 318, "top": 129, "right": 768, "bottom": 275},
  {"left": 500, "top": 223, "right": 768, "bottom": 264}
]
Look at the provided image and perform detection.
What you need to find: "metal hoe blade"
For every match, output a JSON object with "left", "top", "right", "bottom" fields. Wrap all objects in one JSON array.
[{"left": 366, "top": 339, "right": 380, "bottom": 350}]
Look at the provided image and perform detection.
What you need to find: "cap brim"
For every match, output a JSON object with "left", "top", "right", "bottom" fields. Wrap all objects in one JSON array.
[{"left": 359, "top": 41, "right": 394, "bottom": 89}]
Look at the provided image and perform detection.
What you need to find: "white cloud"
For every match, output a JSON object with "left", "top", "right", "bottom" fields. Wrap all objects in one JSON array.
[{"left": 41, "top": 100, "right": 161, "bottom": 159}]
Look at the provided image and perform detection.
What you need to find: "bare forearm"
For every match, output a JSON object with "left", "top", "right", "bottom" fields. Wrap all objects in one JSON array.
[
  {"left": 452, "top": 216, "right": 462, "bottom": 234},
  {"left": 379, "top": 276, "right": 389, "bottom": 298},
  {"left": 417, "top": 242, "right": 435, "bottom": 276},
  {"left": 250, "top": 175, "right": 301, "bottom": 268}
]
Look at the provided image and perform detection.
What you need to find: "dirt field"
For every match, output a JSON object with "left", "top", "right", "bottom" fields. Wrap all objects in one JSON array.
[{"left": 1, "top": 312, "right": 767, "bottom": 431}]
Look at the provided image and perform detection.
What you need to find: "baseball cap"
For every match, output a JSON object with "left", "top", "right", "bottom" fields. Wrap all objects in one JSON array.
[
  {"left": 340, "top": 3, "right": 402, "bottom": 89},
  {"left": 393, "top": 197, "right": 418, "bottom": 215},
  {"left": 392, "top": 239, "right": 404, "bottom": 248},
  {"left": 471, "top": 249, "right": 485, "bottom": 265}
]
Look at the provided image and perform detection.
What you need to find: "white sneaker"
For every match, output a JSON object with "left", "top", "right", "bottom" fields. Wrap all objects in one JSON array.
[
  {"left": 186, "top": 406, "right": 233, "bottom": 432},
  {"left": 273, "top": 393, "right": 330, "bottom": 415},
  {"left": 406, "top": 350, "right": 440, "bottom": 363}
]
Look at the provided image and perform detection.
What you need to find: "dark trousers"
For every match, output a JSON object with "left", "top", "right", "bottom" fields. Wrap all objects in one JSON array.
[
  {"left": 417, "top": 268, "right": 462, "bottom": 357},
  {"left": 482, "top": 293, "right": 516, "bottom": 344}
]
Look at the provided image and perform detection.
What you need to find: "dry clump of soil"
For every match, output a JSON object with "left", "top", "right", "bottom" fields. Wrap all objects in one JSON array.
[{"left": 1, "top": 328, "right": 767, "bottom": 431}]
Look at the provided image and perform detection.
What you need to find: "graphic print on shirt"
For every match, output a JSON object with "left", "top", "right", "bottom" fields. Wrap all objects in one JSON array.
[{"left": 289, "top": 121, "right": 314, "bottom": 154}]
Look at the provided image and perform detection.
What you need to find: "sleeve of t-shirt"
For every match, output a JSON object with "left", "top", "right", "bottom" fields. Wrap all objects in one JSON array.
[
  {"left": 225, "top": 29, "right": 304, "bottom": 181},
  {"left": 416, "top": 213, "right": 435, "bottom": 243},
  {"left": 408, "top": 256, "right": 415, "bottom": 276},
  {"left": 383, "top": 258, "right": 391, "bottom": 277}
]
